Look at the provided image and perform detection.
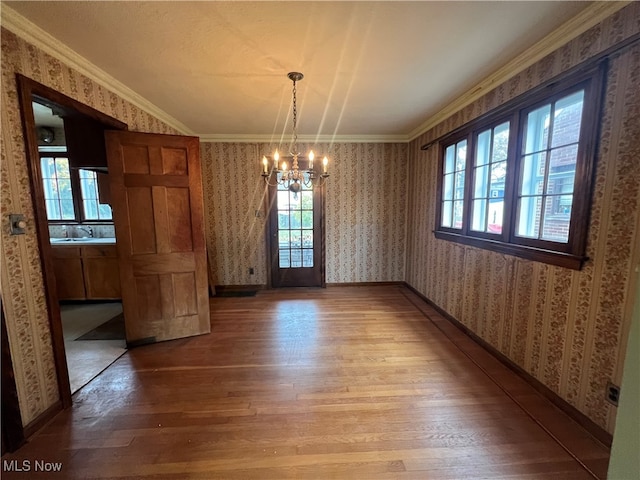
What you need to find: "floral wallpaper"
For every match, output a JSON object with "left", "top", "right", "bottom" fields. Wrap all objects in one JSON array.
[
  {"left": 405, "top": 3, "right": 640, "bottom": 434},
  {"left": 1, "top": 28, "right": 179, "bottom": 425},
  {"left": 201, "top": 142, "right": 407, "bottom": 286}
]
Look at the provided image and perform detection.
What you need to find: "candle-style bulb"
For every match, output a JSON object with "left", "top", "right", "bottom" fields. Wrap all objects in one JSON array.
[
  {"left": 322, "top": 156, "right": 328, "bottom": 173},
  {"left": 262, "top": 156, "right": 268, "bottom": 174},
  {"left": 308, "top": 150, "right": 314, "bottom": 170},
  {"left": 274, "top": 150, "right": 279, "bottom": 170}
]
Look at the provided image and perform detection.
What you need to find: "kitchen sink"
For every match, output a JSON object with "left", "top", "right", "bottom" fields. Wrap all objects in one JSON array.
[{"left": 50, "top": 238, "right": 116, "bottom": 243}]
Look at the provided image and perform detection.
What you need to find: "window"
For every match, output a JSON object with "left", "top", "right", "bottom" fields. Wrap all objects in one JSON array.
[
  {"left": 79, "top": 169, "right": 112, "bottom": 220},
  {"left": 434, "top": 63, "right": 605, "bottom": 270},
  {"left": 40, "top": 148, "right": 112, "bottom": 222},
  {"left": 41, "top": 154, "right": 75, "bottom": 220}
]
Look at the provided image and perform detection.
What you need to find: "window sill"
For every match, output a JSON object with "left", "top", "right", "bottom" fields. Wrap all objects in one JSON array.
[{"left": 433, "top": 230, "right": 587, "bottom": 270}]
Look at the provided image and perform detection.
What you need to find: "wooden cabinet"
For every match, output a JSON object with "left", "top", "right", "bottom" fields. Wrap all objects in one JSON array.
[
  {"left": 52, "top": 247, "right": 85, "bottom": 300},
  {"left": 82, "top": 246, "right": 121, "bottom": 299},
  {"left": 63, "top": 116, "right": 109, "bottom": 171},
  {"left": 52, "top": 244, "right": 121, "bottom": 300}
]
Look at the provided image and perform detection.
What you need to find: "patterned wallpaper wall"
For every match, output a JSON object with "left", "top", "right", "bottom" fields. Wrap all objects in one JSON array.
[
  {"left": 201, "top": 142, "right": 407, "bottom": 286},
  {"left": 405, "top": 4, "right": 640, "bottom": 434},
  {"left": 1, "top": 28, "right": 179, "bottom": 425}
]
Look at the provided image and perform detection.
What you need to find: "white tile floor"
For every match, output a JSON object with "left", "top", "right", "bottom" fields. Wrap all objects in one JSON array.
[{"left": 60, "top": 303, "right": 127, "bottom": 393}]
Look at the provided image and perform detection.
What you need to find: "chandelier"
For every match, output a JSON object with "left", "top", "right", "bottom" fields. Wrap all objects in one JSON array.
[{"left": 261, "top": 72, "right": 329, "bottom": 193}]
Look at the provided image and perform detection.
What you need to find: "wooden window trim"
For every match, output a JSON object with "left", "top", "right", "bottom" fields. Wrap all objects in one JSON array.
[{"left": 434, "top": 61, "right": 606, "bottom": 270}]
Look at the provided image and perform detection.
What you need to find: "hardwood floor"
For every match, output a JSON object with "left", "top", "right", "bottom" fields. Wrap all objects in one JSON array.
[{"left": 2, "top": 286, "right": 609, "bottom": 479}]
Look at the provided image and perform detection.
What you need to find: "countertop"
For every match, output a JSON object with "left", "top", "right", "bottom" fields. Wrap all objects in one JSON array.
[{"left": 50, "top": 238, "right": 116, "bottom": 245}]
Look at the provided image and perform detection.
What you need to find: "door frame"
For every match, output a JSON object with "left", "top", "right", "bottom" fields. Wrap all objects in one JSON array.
[
  {"left": 16, "top": 75, "right": 127, "bottom": 413},
  {"left": 264, "top": 172, "right": 327, "bottom": 288}
]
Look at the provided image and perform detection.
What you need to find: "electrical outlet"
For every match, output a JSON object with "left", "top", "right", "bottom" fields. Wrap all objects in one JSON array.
[
  {"left": 248, "top": 267, "right": 254, "bottom": 275},
  {"left": 605, "top": 382, "right": 620, "bottom": 406}
]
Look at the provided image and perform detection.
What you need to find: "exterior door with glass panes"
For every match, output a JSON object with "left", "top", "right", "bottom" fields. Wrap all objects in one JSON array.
[{"left": 269, "top": 172, "right": 324, "bottom": 287}]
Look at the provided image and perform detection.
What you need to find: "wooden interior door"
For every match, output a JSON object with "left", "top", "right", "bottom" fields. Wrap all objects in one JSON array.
[{"left": 105, "top": 131, "right": 210, "bottom": 345}]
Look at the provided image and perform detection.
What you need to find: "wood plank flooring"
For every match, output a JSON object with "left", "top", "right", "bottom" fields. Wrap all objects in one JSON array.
[{"left": 1, "top": 286, "right": 609, "bottom": 479}]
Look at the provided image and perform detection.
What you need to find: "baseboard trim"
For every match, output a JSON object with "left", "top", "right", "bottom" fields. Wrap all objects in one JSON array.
[
  {"left": 403, "top": 282, "right": 613, "bottom": 448},
  {"left": 325, "top": 281, "right": 405, "bottom": 287},
  {"left": 214, "top": 285, "right": 266, "bottom": 293},
  {"left": 23, "top": 400, "right": 62, "bottom": 439}
]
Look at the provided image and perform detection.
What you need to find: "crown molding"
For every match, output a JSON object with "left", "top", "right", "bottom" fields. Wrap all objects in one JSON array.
[
  {"left": 197, "top": 133, "right": 409, "bottom": 144},
  {"left": 407, "top": 1, "right": 631, "bottom": 142},
  {"left": 1, "top": 5, "right": 195, "bottom": 136},
  {"left": 2, "top": 2, "right": 628, "bottom": 145}
]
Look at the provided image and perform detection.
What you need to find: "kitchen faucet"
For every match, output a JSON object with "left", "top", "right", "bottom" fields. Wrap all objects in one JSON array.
[{"left": 77, "top": 226, "right": 93, "bottom": 238}]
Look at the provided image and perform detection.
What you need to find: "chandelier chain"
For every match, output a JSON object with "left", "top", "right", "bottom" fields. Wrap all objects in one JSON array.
[{"left": 291, "top": 78, "right": 298, "bottom": 157}]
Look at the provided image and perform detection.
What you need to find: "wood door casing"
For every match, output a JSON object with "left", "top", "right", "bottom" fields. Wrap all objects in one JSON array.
[{"left": 105, "top": 131, "right": 210, "bottom": 345}]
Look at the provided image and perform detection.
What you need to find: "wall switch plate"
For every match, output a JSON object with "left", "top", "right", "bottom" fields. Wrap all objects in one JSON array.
[
  {"left": 9, "top": 214, "right": 26, "bottom": 235},
  {"left": 248, "top": 267, "right": 255, "bottom": 275}
]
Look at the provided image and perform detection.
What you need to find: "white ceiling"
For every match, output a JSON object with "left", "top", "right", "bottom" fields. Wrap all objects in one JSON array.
[{"left": 4, "top": 1, "right": 603, "bottom": 142}]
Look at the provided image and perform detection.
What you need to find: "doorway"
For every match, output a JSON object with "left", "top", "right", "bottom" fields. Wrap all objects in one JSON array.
[
  {"left": 268, "top": 171, "right": 325, "bottom": 287},
  {"left": 32, "top": 100, "right": 127, "bottom": 393},
  {"left": 16, "top": 75, "right": 128, "bottom": 408}
]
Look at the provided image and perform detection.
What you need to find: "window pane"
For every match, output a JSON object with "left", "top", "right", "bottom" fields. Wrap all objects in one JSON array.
[
  {"left": 46, "top": 199, "right": 60, "bottom": 220},
  {"left": 453, "top": 200, "right": 464, "bottom": 229},
  {"left": 442, "top": 201, "right": 452, "bottom": 228},
  {"left": 443, "top": 173, "right": 454, "bottom": 200},
  {"left": 516, "top": 196, "right": 542, "bottom": 238},
  {"left": 444, "top": 145, "right": 455, "bottom": 174},
  {"left": 98, "top": 204, "right": 113, "bottom": 219},
  {"left": 551, "top": 90, "right": 584, "bottom": 148},
  {"left": 291, "top": 230, "right": 302, "bottom": 248},
  {"left": 487, "top": 198, "right": 504, "bottom": 234},
  {"left": 455, "top": 140, "right": 467, "bottom": 171},
  {"left": 301, "top": 191, "right": 313, "bottom": 209},
  {"left": 40, "top": 154, "right": 80, "bottom": 221},
  {"left": 302, "top": 230, "right": 313, "bottom": 248},
  {"left": 474, "top": 165, "right": 488, "bottom": 199},
  {"left": 476, "top": 130, "right": 491, "bottom": 166},
  {"left": 454, "top": 170, "right": 465, "bottom": 199},
  {"left": 55, "top": 158, "right": 70, "bottom": 178},
  {"left": 277, "top": 191, "right": 289, "bottom": 209},
  {"left": 492, "top": 122, "right": 510, "bottom": 162},
  {"left": 60, "top": 200, "right": 75, "bottom": 220},
  {"left": 41, "top": 157, "right": 55, "bottom": 177},
  {"left": 278, "top": 230, "right": 290, "bottom": 248},
  {"left": 471, "top": 199, "right": 487, "bottom": 232},
  {"left": 524, "top": 104, "right": 551, "bottom": 154},
  {"left": 490, "top": 161, "right": 507, "bottom": 196},
  {"left": 290, "top": 210, "right": 301, "bottom": 229},
  {"left": 58, "top": 178, "right": 73, "bottom": 199},
  {"left": 549, "top": 144, "right": 578, "bottom": 181},
  {"left": 301, "top": 210, "right": 313, "bottom": 229},
  {"left": 278, "top": 212, "right": 289, "bottom": 229},
  {"left": 83, "top": 200, "right": 98, "bottom": 220},
  {"left": 302, "top": 249, "right": 314, "bottom": 267},
  {"left": 291, "top": 249, "right": 302, "bottom": 268},
  {"left": 520, "top": 153, "right": 546, "bottom": 197},
  {"left": 542, "top": 196, "right": 570, "bottom": 242},
  {"left": 279, "top": 250, "right": 290, "bottom": 268},
  {"left": 289, "top": 192, "right": 301, "bottom": 210}
]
